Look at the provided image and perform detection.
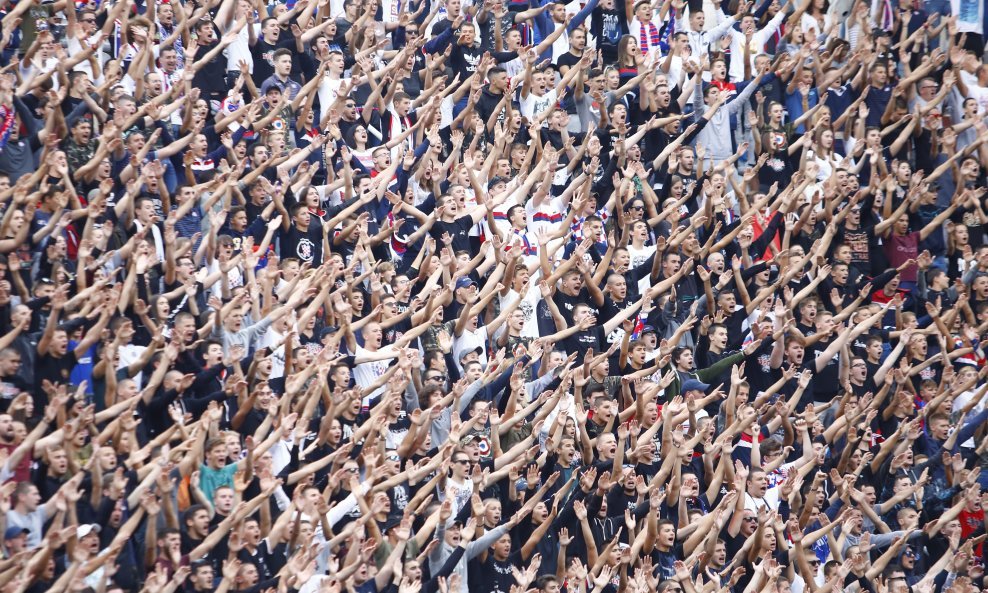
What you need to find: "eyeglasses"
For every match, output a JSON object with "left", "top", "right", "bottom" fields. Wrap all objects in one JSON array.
[
  {"left": 809, "top": 560, "right": 821, "bottom": 567},
  {"left": 427, "top": 375, "right": 447, "bottom": 381},
  {"left": 453, "top": 459, "right": 471, "bottom": 465},
  {"left": 81, "top": 18, "right": 96, "bottom": 23},
  {"left": 386, "top": 454, "right": 401, "bottom": 462},
  {"left": 743, "top": 517, "right": 757, "bottom": 522},
  {"left": 344, "top": 467, "right": 359, "bottom": 473},
  {"left": 630, "top": 205, "right": 644, "bottom": 211},
  {"left": 904, "top": 548, "right": 915, "bottom": 557}
]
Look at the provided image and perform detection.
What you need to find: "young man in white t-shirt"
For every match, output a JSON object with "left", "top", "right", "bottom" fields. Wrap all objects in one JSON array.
[
  {"left": 518, "top": 53, "right": 584, "bottom": 121},
  {"left": 954, "top": 59, "right": 988, "bottom": 117},
  {"left": 351, "top": 318, "right": 434, "bottom": 404},
  {"left": 498, "top": 263, "right": 544, "bottom": 340},
  {"left": 442, "top": 448, "right": 476, "bottom": 516},
  {"left": 450, "top": 289, "right": 522, "bottom": 372},
  {"left": 317, "top": 50, "right": 350, "bottom": 116},
  {"left": 215, "top": 0, "right": 258, "bottom": 81}
]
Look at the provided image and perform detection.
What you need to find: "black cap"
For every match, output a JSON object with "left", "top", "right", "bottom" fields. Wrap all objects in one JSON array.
[
  {"left": 58, "top": 318, "right": 87, "bottom": 334},
  {"left": 381, "top": 514, "right": 403, "bottom": 532}
]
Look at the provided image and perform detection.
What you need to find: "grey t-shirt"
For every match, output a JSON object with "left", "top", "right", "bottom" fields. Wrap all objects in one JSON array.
[
  {"left": 7, "top": 507, "right": 48, "bottom": 548},
  {"left": 574, "top": 91, "right": 617, "bottom": 133}
]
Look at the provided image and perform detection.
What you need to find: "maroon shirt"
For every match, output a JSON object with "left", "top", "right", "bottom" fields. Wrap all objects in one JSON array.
[
  {"left": 0, "top": 442, "right": 30, "bottom": 484},
  {"left": 883, "top": 231, "right": 919, "bottom": 282}
]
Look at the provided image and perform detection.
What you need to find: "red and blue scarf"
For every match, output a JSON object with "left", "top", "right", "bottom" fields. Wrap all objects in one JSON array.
[
  {"left": 0, "top": 105, "right": 16, "bottom": 152},
  {"left": 639, "top": 19, "right": 660, "bottom": 56}
]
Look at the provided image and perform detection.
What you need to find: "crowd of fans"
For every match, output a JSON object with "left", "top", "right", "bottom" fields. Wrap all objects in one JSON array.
[{"left": 0, "top": 0, "right": 985, "bottom": 591}]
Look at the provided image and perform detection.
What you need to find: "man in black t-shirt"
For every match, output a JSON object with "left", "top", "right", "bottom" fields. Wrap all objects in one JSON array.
[
  {"left": 589, "top": 0, "right": 628, "bottom": 62},
  {"left": 250, "top": 17, "right": 296, "bottom": 85},
  {"left": 469, "top": 531, "right": 522, "bottom": 593},
  {"left": 835, "top": 206, "right": 876, "bottom": 272},
  {"left": 430, "top": 193, "right": 495, "bottom": 253},
  {"left": 0, "top": 348, "right": 28, "bottom": 412},
  {"left": 552, "top": 269, "right": 604, "bottom": 326},
  {"left": 555, "top": 29, "right": 586, "bottom": 74},
  {"left": 277, "top": 203, "right": 324, "bottom": 265},
  {"left": 34, "top": 291, "right": 109, "bottom": 411},
  {"left": 181, "top": 506, "right": 211, "bottom": 556},
  {"left": 444, "top": 277, "right": 478, "bottom": 321},
  {"left": 562, "top": 299, "right": 645, "bottom": 359},
  {"left": 562, "top": 319, "right": 608, "bottom": 359},
  {"left": 189, "top": 21, "right": 239, "bottom": 104},
  {"left": 769, "top": 302, "right": 886, "bottom": 406},
  {"left": 807, "top": 311, "right": 843, "bottom": 402}
]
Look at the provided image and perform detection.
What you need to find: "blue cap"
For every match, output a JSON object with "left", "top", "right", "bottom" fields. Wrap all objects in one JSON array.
[
  {"left": 681, "top": 378, "right": 710, "bottom": 394},
  {"left": 3, "top": 527, "right": 27, "bottom": 540},
  {"left": 455, "top": 277, "right": 477, "bottom": 290}
]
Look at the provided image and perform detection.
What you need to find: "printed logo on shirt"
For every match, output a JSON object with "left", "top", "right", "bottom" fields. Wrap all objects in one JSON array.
[
  {"left": 601, "top": 13, "right": 620, "bottom": 42},
  {"left": 296, "top": 238, "right": 314, "bottom": 262}
]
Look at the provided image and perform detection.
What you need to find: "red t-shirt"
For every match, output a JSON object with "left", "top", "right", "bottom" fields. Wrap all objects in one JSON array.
[
  {"left": 959, "top": 507, "right": 985, "bottom": 557},
  {"left": 0, "top": 442, "right": 30, "bottom": 484}
]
